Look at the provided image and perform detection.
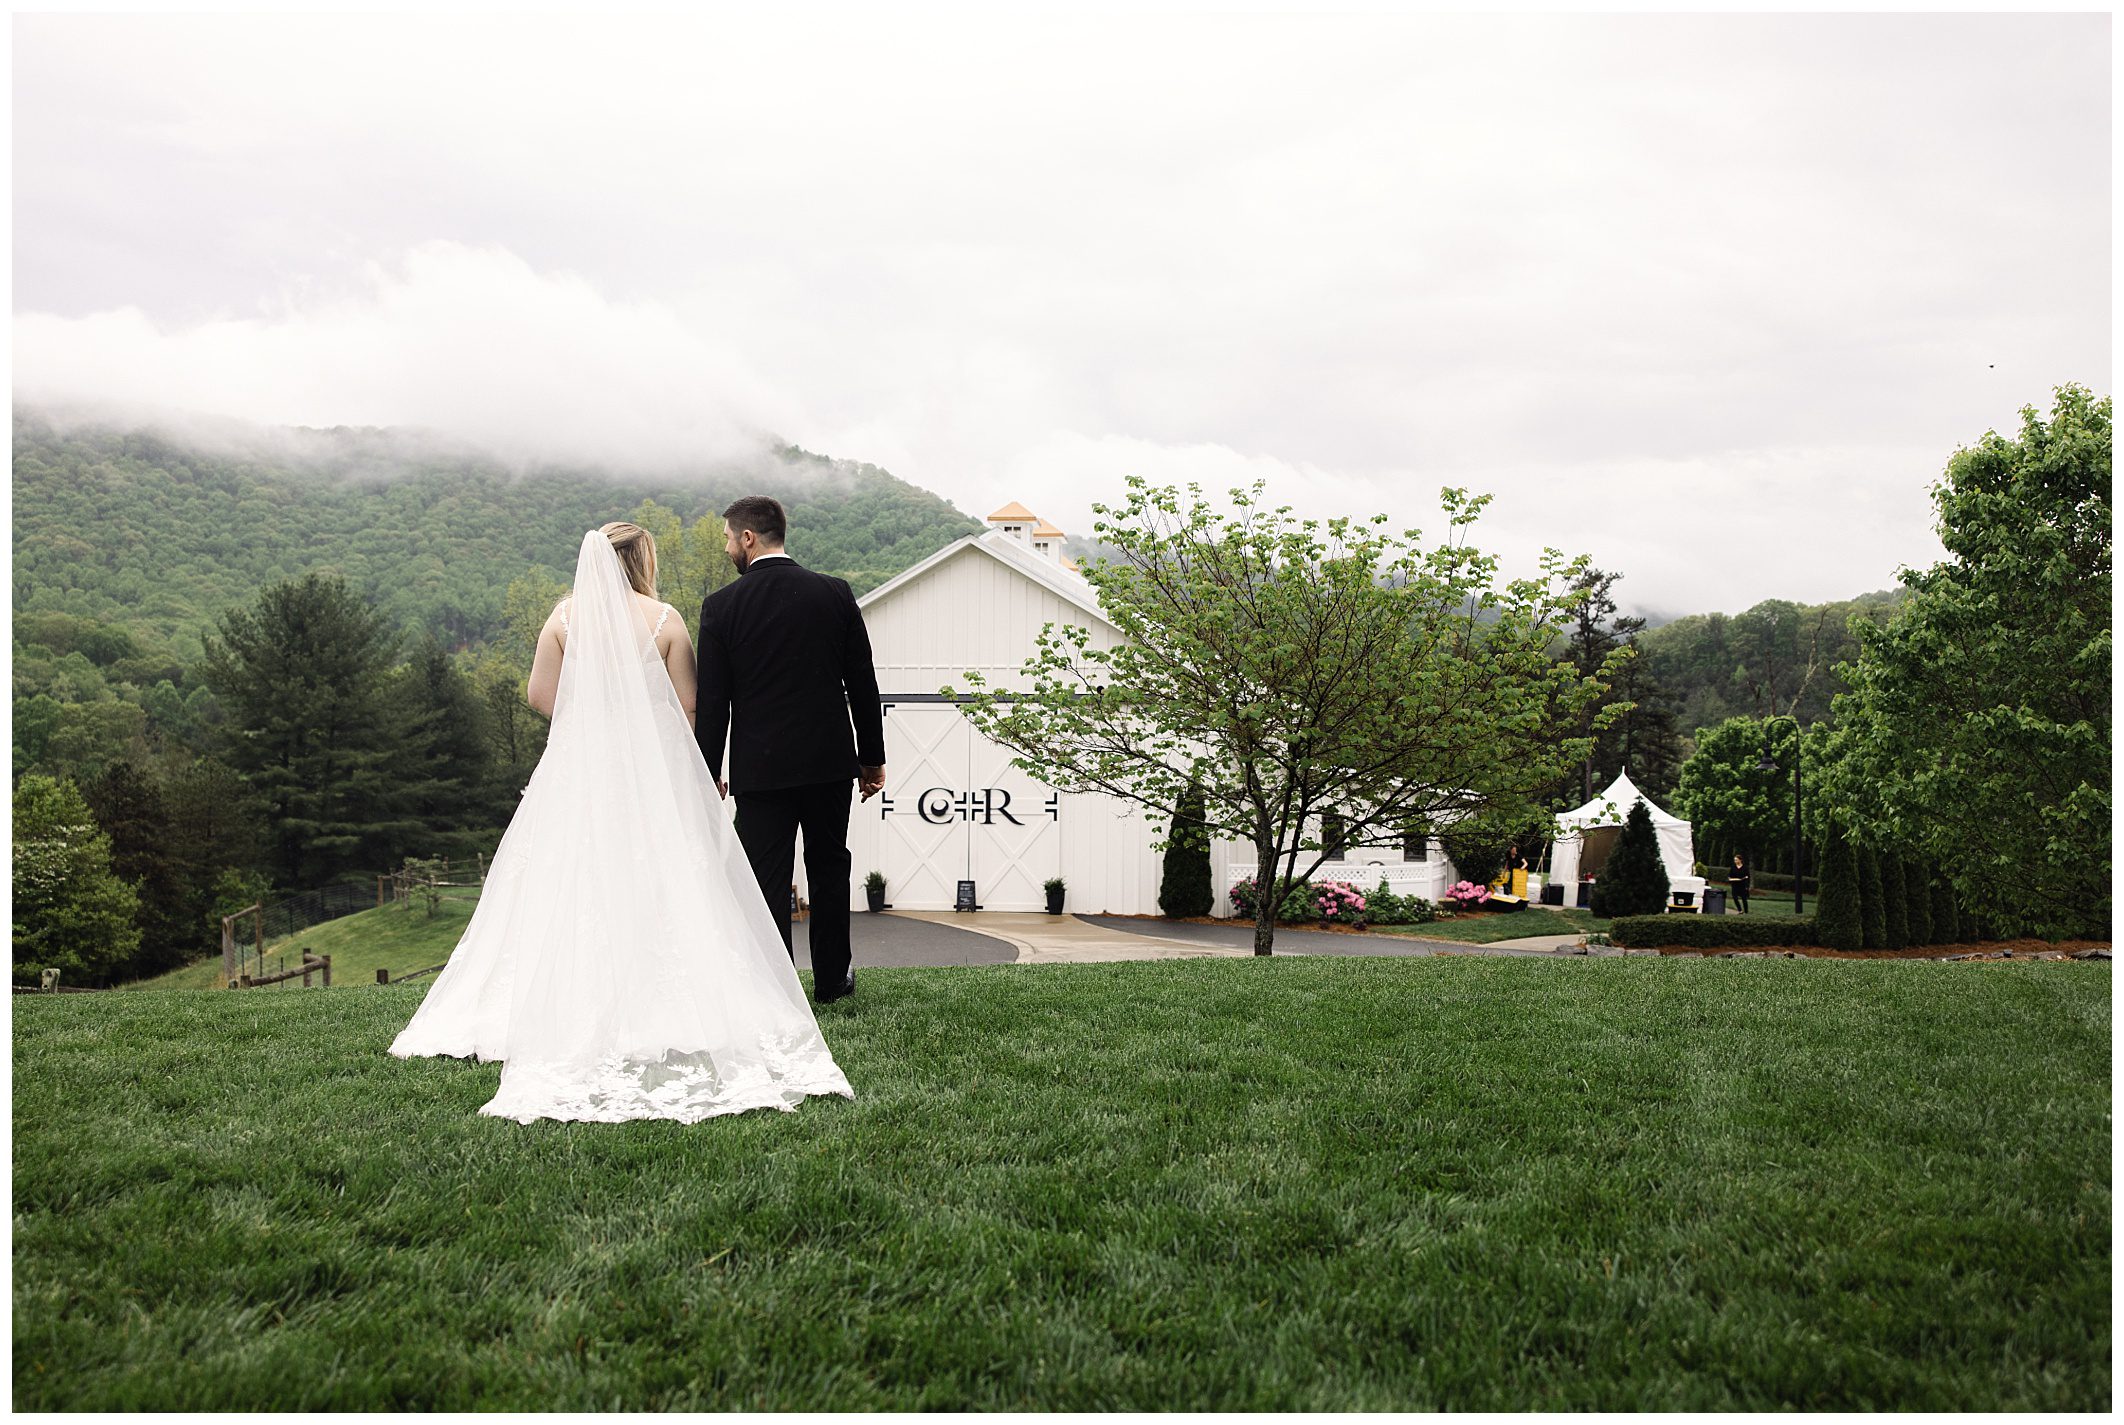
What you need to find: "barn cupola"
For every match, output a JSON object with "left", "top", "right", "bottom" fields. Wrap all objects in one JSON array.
[
  {"left": 988, "top": 502, "right": 1073, "bottom": 567},
  {"left": 986, "top": 501, "right": 1039, "bottom": 546},
  {"left": 1029, "top": 518, "right": 1066, "bottom": 565}
]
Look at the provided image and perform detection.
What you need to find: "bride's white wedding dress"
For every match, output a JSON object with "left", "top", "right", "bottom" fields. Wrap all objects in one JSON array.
[{"left": 390, "top": 530, "right": 853, "bottom": 1123}]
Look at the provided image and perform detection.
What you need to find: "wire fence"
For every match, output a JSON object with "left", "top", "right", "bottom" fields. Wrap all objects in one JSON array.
[
  {"left": 222, "top": 854, "right": 490, "bottom": 986},
  {"left": 257, "top": 881, "right": 377, "bottom": 945}
]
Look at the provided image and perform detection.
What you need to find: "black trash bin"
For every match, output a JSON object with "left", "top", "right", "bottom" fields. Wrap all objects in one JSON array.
[
  {"left": 1574, "top": 881, "right": 1592, "bottom": 908},
  {"left": 1540, "top": 883, "right": 1565, "bottom": 906},
  {"left": 1702, "top": 888, "right": 1727, "bottom": 916}
]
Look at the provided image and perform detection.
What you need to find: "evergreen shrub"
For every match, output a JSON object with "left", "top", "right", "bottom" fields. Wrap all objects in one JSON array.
[
  {"left": 1857, "top": 845, "right": 1887, "bottom": 949},
  {"left": 1157, "top": 783, "right": 1214, "bottom": 918},
  {"left": 1609, "top": 915, "right": 1819, "bottom": 949},
  {"left": 1588, "top": 801, "right": 1669, "bottom": 918},
  {"left": 1815, "top": 824, "right": 1862, "bottom": 951},
  {"left": 1880, "top": 850, "right": 1909, "bottom": 950}
]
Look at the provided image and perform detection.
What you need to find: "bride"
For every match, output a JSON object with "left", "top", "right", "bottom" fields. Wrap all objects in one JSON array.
[{"left": 390, "top": 522, "right": 853, "bottom": 1124}]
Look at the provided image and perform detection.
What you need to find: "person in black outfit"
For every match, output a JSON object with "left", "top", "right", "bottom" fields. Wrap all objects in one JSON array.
[
  {"left": 695, "top": 496, "right": 887, "bottom": 1004},
  {"left": 1503, "top": 843, "right": 1530, "bottom": 898},
  {"left": 1729, "top": 853, "right": 1751, "bottom": 914}
]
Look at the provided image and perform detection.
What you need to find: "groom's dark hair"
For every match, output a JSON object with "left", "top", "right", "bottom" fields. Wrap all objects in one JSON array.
[{"left": 722, "top": 495, "right": 787, "bottom": 546}]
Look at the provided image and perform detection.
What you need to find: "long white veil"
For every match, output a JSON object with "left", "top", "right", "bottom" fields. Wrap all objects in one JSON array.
[{"left": 390, "top": 529, "right": 852, "bottom": 1123}]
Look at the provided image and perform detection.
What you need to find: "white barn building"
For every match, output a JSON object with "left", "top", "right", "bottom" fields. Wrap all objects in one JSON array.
[{"left": 821, "top": 504, "right": 1464, "bottom": 915}]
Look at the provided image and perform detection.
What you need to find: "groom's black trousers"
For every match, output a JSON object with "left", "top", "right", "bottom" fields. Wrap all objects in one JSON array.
[{"left": 734, "top": 778, "right": 854, "bottom": 992}]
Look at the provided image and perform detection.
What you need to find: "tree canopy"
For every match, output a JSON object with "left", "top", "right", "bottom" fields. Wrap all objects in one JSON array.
[
  {"left": 200, "top": 573, "right": 422, "bottom": 887},
  {"left": 13, "top": 774, "right": 141, "bottom": 986},
  {"left": 956, "top": 478, "right": 1618, "bottom": 955},
  {"left": 1828, "top": 384, "right": 2110, "bottom": 939}
]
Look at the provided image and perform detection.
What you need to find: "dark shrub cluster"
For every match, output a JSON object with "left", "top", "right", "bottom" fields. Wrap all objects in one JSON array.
[{"left": 1610, "top": 915, "right": 1821, "bottom": 949}]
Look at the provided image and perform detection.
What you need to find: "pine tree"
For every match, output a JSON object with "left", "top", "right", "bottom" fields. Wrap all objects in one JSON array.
[
  {"left": 1815, "top": 822, "right": 1862, "bottom": 951},
  {"left": 1903, "top": 857, "right": 1933, "bottom": 946},
  {"left": 200, "top": 573, "right": 421, "bottom": 888},
  {"left": 1929, "top": 876, "right": 1961, "bottom": 946},
  {"left": 1157, "top": 782, "right": 1214, "bottom": 918},
  {"left": 396, "top": 636, "right": 497, "bottom": 837},
  {"left": 1590, "top": 800, "right": 1669, "bottom": 917},
  {"left": 1557, "top": 567, "right": 1650, "bottom": 803},
  {"left": 1880, "top": 849, "right": 1909, "bottom": 950},
  {"left": 1857, "top": 844, "right": 1887, "bottom": 949},
  {"left": 82, "top": 760, "right": 198, "bottom": 979}
]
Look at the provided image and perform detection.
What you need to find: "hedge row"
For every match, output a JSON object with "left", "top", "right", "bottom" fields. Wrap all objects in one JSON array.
[{"left": 1610, "top": 914, "right": 1820, "bottom": 949}]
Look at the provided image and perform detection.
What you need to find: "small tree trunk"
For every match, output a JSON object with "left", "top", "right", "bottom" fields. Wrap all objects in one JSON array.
[{"left": 1251, "top": 840, "right": 1280, "bottom": 956}]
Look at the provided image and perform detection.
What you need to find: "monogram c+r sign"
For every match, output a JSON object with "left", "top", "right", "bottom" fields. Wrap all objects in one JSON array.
[{"left": 877, "top": 788, "right": 1062, "bottom": 825}]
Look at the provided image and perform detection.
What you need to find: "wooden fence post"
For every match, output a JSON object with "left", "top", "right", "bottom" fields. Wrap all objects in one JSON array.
[
  {"left": 321, "top": 954, "right": 331, "bottom": 988},
  {"left": 222, "top": 915, "right": 236, "bottom": 986},
  {"left": 302, "top": 950, "right": 314, "bottom": 989},
  {"left": 376, "top": 968, "right": 390, "bottom": 985}
]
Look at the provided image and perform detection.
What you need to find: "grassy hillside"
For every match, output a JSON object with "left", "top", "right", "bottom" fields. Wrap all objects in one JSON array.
[
  {"left": 127, "top": 895, "right": 482, "bottom": 992},
  {"left": 16, "top": 956, "right": 2110, "bottom": 1410}
]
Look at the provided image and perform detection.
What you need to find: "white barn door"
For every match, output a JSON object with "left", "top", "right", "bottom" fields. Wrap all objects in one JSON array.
[
  {"left": 869, "top": 700, "right": 1063, "bottom": 911},
  {"left": 967, "top": 732, "right": 1062, "bottom": 911},
  {"left": 874, "top": 704, "right": 970, "bottom": 910}
]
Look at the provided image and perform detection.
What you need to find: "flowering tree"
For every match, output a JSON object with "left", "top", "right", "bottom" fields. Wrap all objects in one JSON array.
[
  {"left": 953, "top": 479, "right": 1619, "bottom": 955},
  {"left": 13, "top": 775, "right": 140, "bottom": 986}
]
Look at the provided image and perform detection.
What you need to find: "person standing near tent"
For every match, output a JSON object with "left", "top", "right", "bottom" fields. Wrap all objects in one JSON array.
[
  {"left": 1505, "top": 843, "right": 1530, "bottom": 899},
  {"left": 1729, "top": 853, "right": 1751, "bottom": 914}
]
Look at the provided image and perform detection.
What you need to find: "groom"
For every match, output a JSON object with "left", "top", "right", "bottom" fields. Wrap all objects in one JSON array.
[{"left": 695, "top": 495, "right": 887, "bottom": 1003}]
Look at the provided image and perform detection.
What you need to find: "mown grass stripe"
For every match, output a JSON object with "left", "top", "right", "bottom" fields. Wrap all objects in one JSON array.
[{"left": 13, "top": 956, "right": 2110, "bottom": 1410}]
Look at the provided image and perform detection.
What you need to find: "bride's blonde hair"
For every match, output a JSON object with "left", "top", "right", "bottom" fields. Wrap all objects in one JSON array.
[{"left": 599, "top": 522, "right": 659, "bottom": 596}]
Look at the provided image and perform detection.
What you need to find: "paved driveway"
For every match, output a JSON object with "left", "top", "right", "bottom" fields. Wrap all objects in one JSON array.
[
  {"left": 813, "top": 910, "right": 1584, "bottom": 968},
  {"left": 795, "top": 910, "right": 1017, "bottom": 969}
]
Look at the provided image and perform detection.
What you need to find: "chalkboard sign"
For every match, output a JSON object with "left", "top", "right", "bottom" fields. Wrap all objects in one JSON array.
[{"left": 955, "top": 880, "right": 979, "bottom": 912}]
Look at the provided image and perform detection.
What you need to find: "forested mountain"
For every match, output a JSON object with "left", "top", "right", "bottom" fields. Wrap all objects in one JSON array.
[
  {"left": 1547, "top": 584, "right": 1903, "bottom": 806},
  {"left": 12, "top": 407, "right": 988, "bottom": 981},
  {"left": 10, "top": 402, "right": 1921, "bottom": 979},
  {"left": 14, "top": 409, "right": 983, "bottom": 664},
  {"left": 1633, "top": 590, "right": 1902, "bottom": 733}
]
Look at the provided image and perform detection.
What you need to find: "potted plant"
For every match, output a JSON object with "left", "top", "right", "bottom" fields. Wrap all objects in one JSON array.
[
  {"left": 1044, "top": 877, "right": 1066, "bottom": 915},
  {"left": 864, "top": 870, "right": 886, "bottom": 913}
]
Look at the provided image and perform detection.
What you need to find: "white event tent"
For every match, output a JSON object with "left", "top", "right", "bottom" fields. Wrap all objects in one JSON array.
[{"left": 1544, "top": 771, "right": 1706, "bottom": 906}]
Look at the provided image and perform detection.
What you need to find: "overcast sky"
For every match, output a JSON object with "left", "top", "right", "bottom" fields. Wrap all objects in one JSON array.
[{"left": 12, "top": 10, "right": 2110, "bottom": 616}]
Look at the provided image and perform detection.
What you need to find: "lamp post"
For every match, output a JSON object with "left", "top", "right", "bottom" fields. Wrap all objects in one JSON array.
[{"left": 1755, "top": 717, "right": 1805, "bottom": 915}]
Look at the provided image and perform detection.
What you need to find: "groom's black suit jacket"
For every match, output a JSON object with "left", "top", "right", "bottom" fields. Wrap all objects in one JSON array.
[{"left": 694, "top": 556, "right": 887, "bottom": 795}]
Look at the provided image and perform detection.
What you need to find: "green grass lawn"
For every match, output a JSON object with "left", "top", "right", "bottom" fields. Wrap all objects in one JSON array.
[
  {"left": 15, "top": 958, "right": 2109, "bottom": 1410},
  {"left": 1367, "top": 906, "right": 1607, "bottom": 943},
  {"left": 1724, "top": 887, "right": 1806, "bottom": 917},
  {"left": 128, "top": 897, "right": 483, "bottom": 992}
]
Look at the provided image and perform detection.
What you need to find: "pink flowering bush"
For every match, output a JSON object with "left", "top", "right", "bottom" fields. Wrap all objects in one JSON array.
[
  {"left": 1229, "top": 875, "right": 1377, "bottom": 924},
  {"left": 1313, "top": 879, "right": 1367, "bottom": 922},
  {"left": 1445, "top": 880, "right": 1493, "bottom": 910}
]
